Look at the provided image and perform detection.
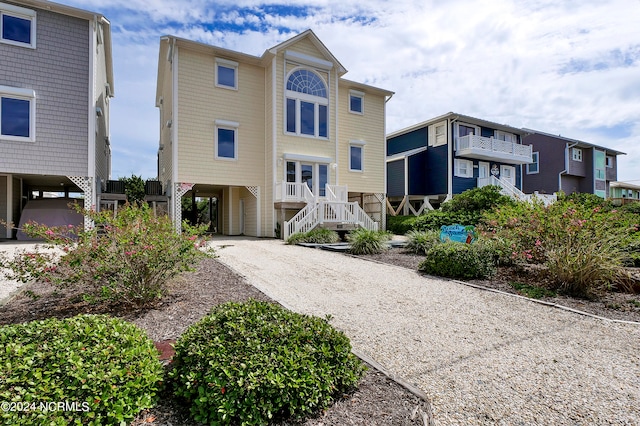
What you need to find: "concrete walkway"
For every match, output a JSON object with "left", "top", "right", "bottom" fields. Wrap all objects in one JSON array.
[{"left": 211, "top": 237, "right": 640, "bottom": 425}]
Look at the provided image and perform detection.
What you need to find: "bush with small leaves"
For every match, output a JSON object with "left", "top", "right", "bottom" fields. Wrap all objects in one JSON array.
[
  {"left": 347, "top": 228, "right": 390, "bottom": 255},
  {"left": 0, "top": 203, "right": 212, "bottom": 307},
  {"left": 0, "top": 315, "right": 164, "bottom": 425},
  {"left": 286, "top": 228, "right": 340, "bottom": 245},
  {"left": 418, "top": 241, "right": 496, "bottom": 279},
  {"left": 170, "top": 300, "right": 365, "bottom": 425}
]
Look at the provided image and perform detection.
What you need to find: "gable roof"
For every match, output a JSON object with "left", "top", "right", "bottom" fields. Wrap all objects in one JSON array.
[
  {"left": 266, "top": 29, "right": 347, "bottom": 76},
  {"left": 388, "top": 112, "right": 526, "bottom": 139},
  {"left": 13, "top": 0, "right": 114, "bottom": 96},
  {"left": 523, "top": 128, "right": 626, "bottom": 155}
]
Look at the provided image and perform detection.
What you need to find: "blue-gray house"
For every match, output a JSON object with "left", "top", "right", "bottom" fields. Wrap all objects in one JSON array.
[{"left": 386, "top": 112, "right": 538, "bottom": 214}]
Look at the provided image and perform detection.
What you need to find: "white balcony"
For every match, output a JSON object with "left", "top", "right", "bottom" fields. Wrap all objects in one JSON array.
[
  {"left": 457, "top": 135, "right": 533, "bottom": 164},
  {"left": 275, "top": 182, "right": 348, "bottom": 203}
]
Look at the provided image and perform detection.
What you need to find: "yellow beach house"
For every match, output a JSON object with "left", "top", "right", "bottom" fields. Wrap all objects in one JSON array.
[{"left": 156, "top": 30, "right": 393, "bottom": 238}]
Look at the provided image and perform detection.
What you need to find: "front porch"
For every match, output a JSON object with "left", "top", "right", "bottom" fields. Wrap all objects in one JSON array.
[{"left": 275, "top": 182, "right": 383, "bottom": 240}]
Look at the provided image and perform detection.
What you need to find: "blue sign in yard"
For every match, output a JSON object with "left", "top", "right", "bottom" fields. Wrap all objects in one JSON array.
[{"left": 440, "top": 224, "right": 477, "bottom": 244}]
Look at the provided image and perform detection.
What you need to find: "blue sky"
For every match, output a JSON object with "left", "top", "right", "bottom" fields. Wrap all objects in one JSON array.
[{"left": 60, "top": 0, "right": 640, "bottom": 183}]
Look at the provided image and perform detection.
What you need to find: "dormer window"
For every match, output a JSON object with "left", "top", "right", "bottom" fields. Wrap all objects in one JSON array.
[
  {"left": 285, "top": 69, "right": 328, "bottom": 138},
  {"left": 0, "top": 2, "right": 36, "bottom": 49}
]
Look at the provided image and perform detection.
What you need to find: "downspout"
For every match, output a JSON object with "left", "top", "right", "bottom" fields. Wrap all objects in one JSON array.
[{"left": 558, "top": 141, "right": 579, "bottom": 194}]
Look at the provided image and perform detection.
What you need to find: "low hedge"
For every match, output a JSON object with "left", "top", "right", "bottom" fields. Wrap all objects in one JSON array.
[
  {"left": 170, "top": 300, "right": 365, "bottom": 425},
  {"left": 0, "top": 314, "right": 163, "bottom": 425},
  {"left": 419, "top": 241, "right": 496, "bottom": 279}
]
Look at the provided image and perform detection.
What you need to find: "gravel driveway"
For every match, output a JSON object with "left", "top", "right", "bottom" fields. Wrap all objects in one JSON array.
[{"left": 212, "top": 237, "right": 640, "bottom": 425}]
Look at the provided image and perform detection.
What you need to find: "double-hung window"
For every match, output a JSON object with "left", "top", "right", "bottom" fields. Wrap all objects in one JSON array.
[
  {"left": 285, "top": 69, "right": 328, "bottom": 138},
  {"left": 215, "top": 58, "right": 238, "bottom": 90},
  {"left": 527, "top": 152, "right": 539, "bottom": 174},
  {"left": 454, "top": 159, "right": 473, "bottom": 178},
  {"left": 349, "top": 90, "right": 364, "bottom": 114},
  {"left": 349, "top": 140, "right": 366, "bottom": 172},
  {"left": 0, "top": 3, "right": 36, "bottom": 49},
  {"left": 215, "top": 120, "right": 238, "bottom": 160},
  {"left": 0, "top": 86, "right": 35, "bottom": 141}
]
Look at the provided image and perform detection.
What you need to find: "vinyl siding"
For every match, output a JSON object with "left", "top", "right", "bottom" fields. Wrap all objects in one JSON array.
[
  {"left": 157, "top": 42, "right": 173, "bottom": 189},
  {"left": 275, "top": 43, "right": 337, "bottom": 185},
  {"left": 387, "top": 128, "right": 427, "bottom": 156},
  {"left": 387, "top": 159, "right": 404, "bottom": 197},
  {"left": 94, "top": 21, "right": 111, "bottom": 184},
  {"left": 338, "top": 83, "right": 386, "bottom": 194},
  {"left": 0, "top": 5, "right": 89, "bottom": 176},
  {"left": 176, "top": 48, "right": 265, "bottom": 186}
]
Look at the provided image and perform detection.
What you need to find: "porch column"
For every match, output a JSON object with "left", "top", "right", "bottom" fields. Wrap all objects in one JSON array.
[
  {"left": 67, "top": 176, "right": 94, "bottom": 230},
  {"left": 245, "top": 186, "right": 260, "bottom": 236},
  {"left": 173, "top": 182, "right": 194, "bottom": 232}
]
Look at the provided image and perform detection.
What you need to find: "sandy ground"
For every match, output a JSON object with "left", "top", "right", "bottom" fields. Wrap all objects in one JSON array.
[
  {"left": 211, "top": 237, "right": 640, "bottom": 426},
  {"left": 0, "top": 242, "right": 42, "bottom": 303}
]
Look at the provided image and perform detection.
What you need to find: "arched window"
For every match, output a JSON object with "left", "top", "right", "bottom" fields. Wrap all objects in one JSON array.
[{"left": 285, "top": 69, "right": 328, "bottom": 138}]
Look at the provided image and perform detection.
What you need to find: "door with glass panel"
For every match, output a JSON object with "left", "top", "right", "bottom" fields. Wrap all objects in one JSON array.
[{"left": 286, "top": 161, "right": 329, "bottom": 199}]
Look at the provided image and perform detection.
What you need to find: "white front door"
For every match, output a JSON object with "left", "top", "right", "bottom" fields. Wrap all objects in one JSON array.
[
  {"left": 500, "top": 165, "right": 516, "bottom": 186},
  {"left": 478, "top": 162, "right": 490, "bottom": 179}
]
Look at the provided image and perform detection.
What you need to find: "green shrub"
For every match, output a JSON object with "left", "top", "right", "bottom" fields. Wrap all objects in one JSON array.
[
  {"left": 347, "top": 228, "right": 390, "bottom": 255},
  {"left": 0, "top": 203, "right": 212, "bottom": 307},
  {"left": 480, "top": 198, "right": 638, "bottom": 296},
  {"left": 386, "top": 215, "right": 419, "bottom": 235},
  {"left": 170, "top": 300, "right": 365, "bottom": 425},
  {"left": 0, "top": 315, "right": 163, "bottom": 425},
  {"left": 418, "top": 241, "right": 496, "bottom": 279},
  {"left": 618, "top": 202, "right": 640, "bottom": 215},
  {"left": 441, "top": 185, "right": 515, "bottom": 213},
  {"left": 286, "top": 228, "right": 340, "bottom": 245},
  {"left": 412, "top": 210, "right": 480, "bottom": 232},
  {"left": 405, "top": 230, "right": 440, "bottom": 255}
]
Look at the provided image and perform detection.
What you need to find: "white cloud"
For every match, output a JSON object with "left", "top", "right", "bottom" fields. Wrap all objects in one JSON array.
[{"left": 57, "top": 0, "right": 640, "bottom": 182}]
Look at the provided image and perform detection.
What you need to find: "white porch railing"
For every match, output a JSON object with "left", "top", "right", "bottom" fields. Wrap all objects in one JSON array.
[
  {"left": 275, "top": 182, "right": 315, "bottom": 203},
  {"left": 283, "top": 201, "right": 378, "bottom": 240},
  {"left": 458, "top": 135, "right": 532, "bottom": 162},
  {"left": 326, "top": 184, "right": 348, "bottom": 202},
  {"left": 478, "top": 176, "right": 556, "bottom": 206}
]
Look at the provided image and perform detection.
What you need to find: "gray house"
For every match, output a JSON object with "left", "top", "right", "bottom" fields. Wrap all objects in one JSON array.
[
  {"left": 521, "top": 129, "right": 625, "bottom": 198},
  {"left": 0, "top": 0, "right": 113, "bottom": 237}
]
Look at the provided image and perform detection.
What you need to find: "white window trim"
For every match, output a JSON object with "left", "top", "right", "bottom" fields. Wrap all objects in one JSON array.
[
  {"left": 0, "top": 2, "right": 36, "bottom": 49},
  {"left": 215, "top": 58, "right": 238, "bottom": 90},
  {"left": 454, "top": 159, "right": 473, "bottom": 178},
  {"left": 428, "top": 120, "right": 448, "bottom": 147},
  {"left": 606, "top": 156, "right": 614, "bottom": 168},
  {"left": 214, "top": 119, "right": 239, "bottom": 161},
  {"left": 572, "top": 147, "right": 583, "bottom": 162},
  {"left": 284, "top": 68, "right": 329, "bottom": 139},
  {"left": 349, "top": 140, "right": 365, "bottom": 172},
  {"left": 527, "top": 152, "right": 539, "bottom": 174},
  {"left": 0, "top": 85, "right": 36, "bottom": 142},
  {"left": 349, "top": 90, "right": 364, "bottom": 115}
]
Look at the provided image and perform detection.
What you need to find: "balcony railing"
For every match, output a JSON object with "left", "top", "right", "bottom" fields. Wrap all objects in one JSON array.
[
  {"left": 275, "top": 182, "right": 348, "bottom": 203},
  {"left": 457, "top": 135, "right": 533, "bottom": 164}
]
